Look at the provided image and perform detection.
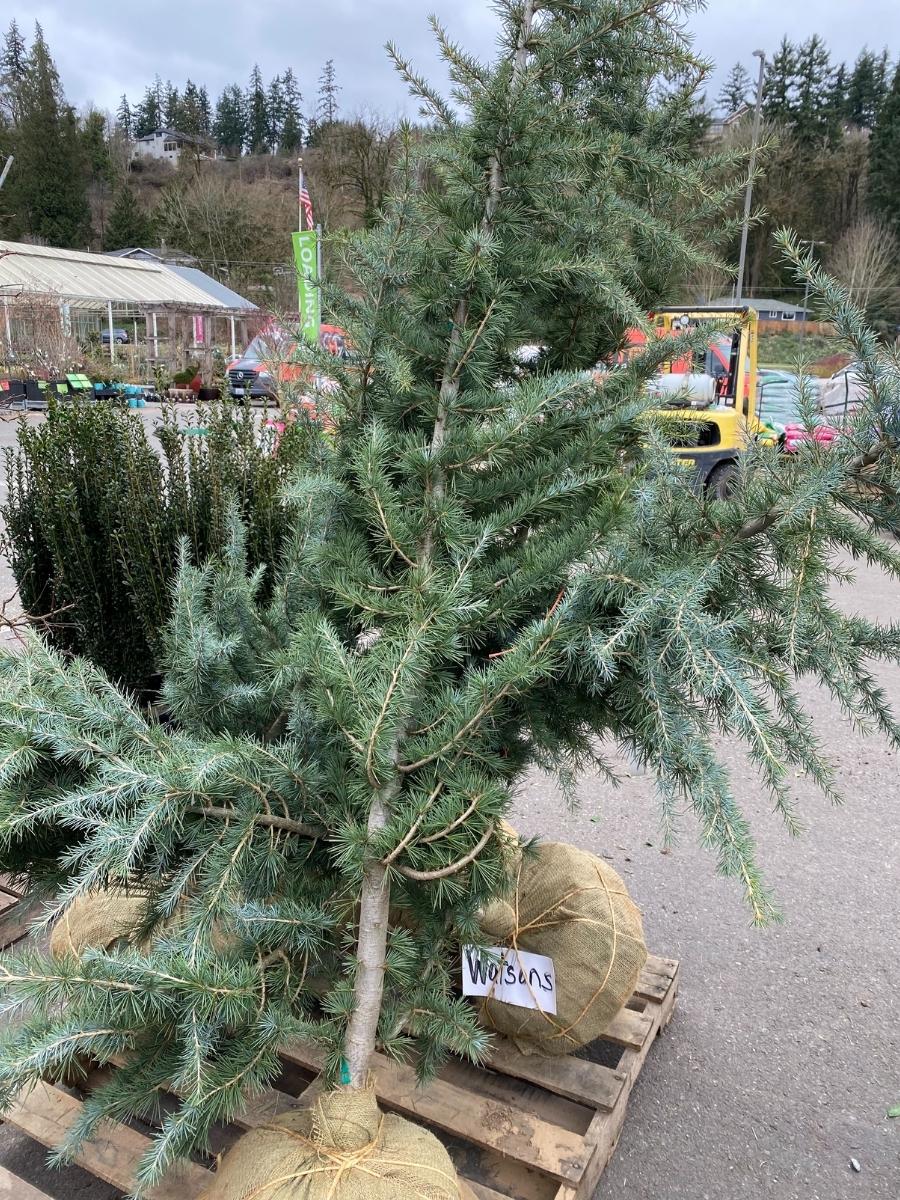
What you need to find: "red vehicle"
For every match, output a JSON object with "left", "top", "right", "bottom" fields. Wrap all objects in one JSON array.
[{"left": 227, "top": 322, "right": 350, "bottom": 404}]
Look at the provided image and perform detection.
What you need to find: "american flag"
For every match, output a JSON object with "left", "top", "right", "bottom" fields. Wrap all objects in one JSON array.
[{"left": 299, "top": 165, "right": 314, "bottom": 231}]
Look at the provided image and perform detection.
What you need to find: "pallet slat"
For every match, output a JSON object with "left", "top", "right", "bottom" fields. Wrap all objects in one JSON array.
[
  {"left": 634, "top": 956, "right": 678, "bottom": 1002},
  {"left": 465, "top": 1183, "right": 511, "bottom": 1200},
  {"left": 0, "top": 894, "right": 43, "bottom": 951},
  {"left": 5, "top": 1081, "right": 212, "bottom": 1200},
  {"left": 282, "top": 1040, "right": 589, "bottom": 1184},
  {"left": 602, "top": 1004, "right": 654, "bottom": 1049},
  {"left": 552, "top": 954, "right": 681, "bottom": 1200},
  {"left": 482, "top": 1037, "right": 626, "bottom": 1111},
  {"left": 0, "top": 1164, "right": 52, "bottom": 1200},
  {"left": 0, "top": 908, "right": 678, "bottom": 1200}
]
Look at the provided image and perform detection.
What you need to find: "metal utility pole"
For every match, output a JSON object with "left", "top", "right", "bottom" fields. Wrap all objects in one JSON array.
[{"left": 735, "top": 50, "right": 766, "bottom": 305}]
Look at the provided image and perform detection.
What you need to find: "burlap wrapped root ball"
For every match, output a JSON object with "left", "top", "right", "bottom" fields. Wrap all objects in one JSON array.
[
  {"left": 49, "top": 887, "right": 151, "bottom": 958},
  {"left": 476, "top": 840, "right": 647, "bottom": 1056},
  {"left": 49, "top": 888, "right": 237, "bottom": 959},
  {"left": 204, "top": 1086, "right": 460, "bottom": 1200}
]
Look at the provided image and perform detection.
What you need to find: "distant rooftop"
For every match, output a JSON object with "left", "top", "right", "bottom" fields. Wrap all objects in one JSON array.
[
  {"left": 708, "top": 296, "right": 811, "bottom": 316},
  {"left": 133, "top": 128, "right": 214, "bottom": 147},
  {"left": 0, "top": 240, "right": 227, "bottom": 311},
  {"left": 107, "top": 247, "right": 198, "bottom": 266},
  {"left": 163, "top": 264, "right": 256, "bottom": 311}
]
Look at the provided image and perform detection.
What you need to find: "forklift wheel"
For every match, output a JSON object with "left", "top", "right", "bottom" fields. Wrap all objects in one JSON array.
[{"left": 707, "top": 461, "right": 738, "bottom": 500}]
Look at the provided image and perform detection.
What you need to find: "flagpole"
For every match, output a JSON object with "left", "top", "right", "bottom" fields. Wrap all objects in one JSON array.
[
  {"left": 298, "top": 157, "right": 304, "bottom": 232},
  {"left": 316, "top": 222, "right": 323, "bottom": 337}
]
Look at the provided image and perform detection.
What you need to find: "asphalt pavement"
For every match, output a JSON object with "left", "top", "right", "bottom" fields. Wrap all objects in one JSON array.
[
  {"left": 0, "top": 406, "right": 896, "bottom": 1198},
  {"left": 511, "top": 554, "right": 900, "bottom": 1198}
]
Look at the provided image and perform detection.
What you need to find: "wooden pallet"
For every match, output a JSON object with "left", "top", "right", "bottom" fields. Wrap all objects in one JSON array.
[
  {"left": 0, "top": 894, "right": 677, "bottom": 1199},
  {"left": 0, "top": 876, "right": 31, "bottom": 949}
]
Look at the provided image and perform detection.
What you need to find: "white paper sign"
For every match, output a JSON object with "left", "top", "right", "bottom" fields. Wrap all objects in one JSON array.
[{"left": 462, "top": 945, "right": 557, "bottom": 1015}]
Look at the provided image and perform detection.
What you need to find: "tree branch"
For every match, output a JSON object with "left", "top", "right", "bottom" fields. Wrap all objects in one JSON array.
[
  {"left": 394, "top": 823, "right": 495, "bottom": 881},
  {"left": 381, "top": 780, "right": 445, "bottom": 865},
  {"left": 186, "top": 806, "right": 322, "bottom": 839},
  {"left": 734, "top": 439, "right": 892, "bottom": 542}
]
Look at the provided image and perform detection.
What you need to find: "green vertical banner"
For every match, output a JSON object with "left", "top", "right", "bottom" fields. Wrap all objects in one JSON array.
[{"left": 292, "top": 230, "right": 321, "bottom": 346}]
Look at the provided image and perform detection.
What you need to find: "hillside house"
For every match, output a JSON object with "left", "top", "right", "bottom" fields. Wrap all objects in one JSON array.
[{"left": 132, "top": 128, "right": 216, "bottom": 163}]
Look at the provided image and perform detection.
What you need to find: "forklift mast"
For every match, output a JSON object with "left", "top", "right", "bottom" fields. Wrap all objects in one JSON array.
[{"left": 648, "top": 306, "right": 758, "bottom": 419}]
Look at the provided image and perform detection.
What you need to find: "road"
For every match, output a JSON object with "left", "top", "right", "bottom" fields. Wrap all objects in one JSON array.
[{"left": 0, "top": 406, "right": 897, "bottom": 1197}]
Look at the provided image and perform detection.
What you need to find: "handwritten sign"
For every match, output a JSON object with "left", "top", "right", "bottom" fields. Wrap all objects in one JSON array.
[{"left": 462, "top": 945, "right": 557, "bottom": 1014}]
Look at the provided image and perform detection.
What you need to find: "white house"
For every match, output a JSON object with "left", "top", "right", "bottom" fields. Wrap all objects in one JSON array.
[
  {"left": 704, "top": 104, "right": 750, "bottom": 142},
  {"left": 132, "top": 128, "right": 216, "bottom": 163}
]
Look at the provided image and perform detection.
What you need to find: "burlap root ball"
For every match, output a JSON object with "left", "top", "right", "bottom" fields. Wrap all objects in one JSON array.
[
  {"left": 49, "top": 888, "right": 151, "bottom": 958},
  {"left": 476, "top": 840, "right": 647, "bottom": 1056},
  {"left": 203, "top": 1086, "right": 460, "bottom": 1200},
  {"left": 49, "top": 889, "right": 239, "bottom": 959}
]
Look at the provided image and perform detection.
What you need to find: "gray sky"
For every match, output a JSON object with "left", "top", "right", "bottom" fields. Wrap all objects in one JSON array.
[{"left": 20, "top": 1, "right": 900, "bottom": 120}]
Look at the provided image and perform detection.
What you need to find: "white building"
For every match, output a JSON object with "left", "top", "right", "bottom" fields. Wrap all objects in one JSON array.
[{"left": 132, "top": 128, "right": 216, "bottom": 163}]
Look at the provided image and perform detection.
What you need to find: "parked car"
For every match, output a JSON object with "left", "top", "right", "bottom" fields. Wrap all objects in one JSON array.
[
  {"left": 818, "top": 363, "right": 865, "bottom": 422},
  {"left": 227, "top": 322, "right": 349, "bottom": 404},
  {"left": 101, "top": 327, "right": 130, "bottom": 345}
]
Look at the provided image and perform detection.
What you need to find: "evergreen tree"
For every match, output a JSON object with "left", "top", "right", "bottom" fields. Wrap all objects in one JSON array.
[
  {"left": 163, "top": 80, "right": 179, "bottom": 129},
  {"left": 0, "top": 19, "right": 28, "bottom": 123},
  {"left": 1, "top": 19, "right": 26, "bottom": 78},
  {"left": 279, "top": 67, "right": 304, "bottom": 153},
  {"left": 845, "top": 48, "right": 887, "bottom": 128},
  {"left": 213, "top": 83, "right": 246, "bottom": 156},
  {"left": 0, "top": 5, "right": 898, "bottom": 1185},
  {"left": 764, "top": 36, "right": 798, "bottom": 123},
  {"left": 197, "top": 84, "right": 212, "bottom": 136},
  {"left": 868, "top": 64, "right": 900, "bottom": 230},
  {"left": 717, "top": 63, "right": 752, "bottom": 114},
  {"left": 245, "top": 64, "right": 269, "bottom": 154},
  {"left": 115, "top": 93, "right": 132, "bottom": 138},
  {"left": 103, "top": 183, "right": 154, "bottom": 249},
  {"left": 317, "top": 57, "right": 340, "bottom": 125},
  {"left": 81, "top": 108, "right": 111, "bottom": 184},
  {"left": 793, "top": 35, "right": 836, "bottom": 143},
  {"left": 828, "top": 62, "right": 848, "bottom": 123},
  {"left": 179, "top": 80, "right": 204, "bottom": 136},
  {"left": 266, "top": 73, "right": 285, "bottom": 150},
  {"left": 133, "top": 80, "right": 162, "bottom": 137},
  {"left": 14, "top": 22, "right": 91, "bottom": 246},
  {"left": 873, "top": 48, "right": 890, "bottom": 112}
]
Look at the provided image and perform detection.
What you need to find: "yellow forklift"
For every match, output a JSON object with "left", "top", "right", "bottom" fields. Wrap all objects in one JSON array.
[{"left": 646, "top": 305, "right": 766, "bottom": 498}]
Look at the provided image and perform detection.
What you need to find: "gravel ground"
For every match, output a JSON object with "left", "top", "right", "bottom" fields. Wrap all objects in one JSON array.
[{"left": 0, "top": 407, "right": 897, "bottom": 1198}]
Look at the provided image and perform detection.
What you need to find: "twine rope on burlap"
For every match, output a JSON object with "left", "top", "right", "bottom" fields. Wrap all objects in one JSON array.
[
  {"left": 480, "top": 854, "right": 643, "bottom": 1048},
  {"left": 203, "top": 1103, "right": 460, "bottom": 1200}
]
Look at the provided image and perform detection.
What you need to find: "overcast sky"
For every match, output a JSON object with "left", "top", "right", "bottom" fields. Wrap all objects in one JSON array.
[{"left": 19, "top": 1, "right": 900, "bottom": 120}]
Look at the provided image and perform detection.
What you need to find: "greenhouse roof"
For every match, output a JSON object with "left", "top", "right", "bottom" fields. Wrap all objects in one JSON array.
[{"left": 0, "top": 241, "right": 231, "bottom": 311}]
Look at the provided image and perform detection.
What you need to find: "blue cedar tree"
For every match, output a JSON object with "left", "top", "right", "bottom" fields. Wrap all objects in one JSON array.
[{"left": 0, "top": 3, "right": 898, "bottom": 1185}]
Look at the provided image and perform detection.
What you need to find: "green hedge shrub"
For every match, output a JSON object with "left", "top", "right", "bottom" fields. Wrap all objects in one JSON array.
[{"left": 2, "top": 401, "right": 309, "bottom": 694}]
